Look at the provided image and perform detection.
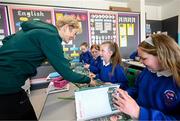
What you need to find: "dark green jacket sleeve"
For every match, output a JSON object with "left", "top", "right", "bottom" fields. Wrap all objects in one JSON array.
[{"left": 37, "top": 30, "right": 90, "bottom": 83}]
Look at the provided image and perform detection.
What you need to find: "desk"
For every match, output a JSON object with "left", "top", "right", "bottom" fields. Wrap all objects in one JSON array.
[
  {"left": 124, "top": 60, "right": 145, "bottom": 68},
  {"left": 39, "top": 83, "right": 131, "bottom": 121},
  {"left": 39, "top": 83, "right": 78, "bottom": 121},
  {"left": 122, "top": 59, "right": 145, "bottom": 69}
]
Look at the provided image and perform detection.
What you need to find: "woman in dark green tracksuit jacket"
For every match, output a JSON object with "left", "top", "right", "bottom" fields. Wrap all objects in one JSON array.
[{"left": 0, "top": 16, "right": 94, "bottom": 120}]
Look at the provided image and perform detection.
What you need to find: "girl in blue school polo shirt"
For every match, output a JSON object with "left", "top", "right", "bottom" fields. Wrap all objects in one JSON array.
[
  {"left": 79, "top": 42, "right": 93, "bottom": 64},
  {"left": 111, "top": 34, "right": 180, "bottom": 120},
  {"left": 91, "top": 41, "right": 128, "bottom": 90},
  {"left": 84, "top": 44, "right": 102, "bottom": 74}
]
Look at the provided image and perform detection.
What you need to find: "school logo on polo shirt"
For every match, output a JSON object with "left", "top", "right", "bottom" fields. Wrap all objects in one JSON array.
[{"left": 163, "top": 90, "right": 177, "bottom": 106}]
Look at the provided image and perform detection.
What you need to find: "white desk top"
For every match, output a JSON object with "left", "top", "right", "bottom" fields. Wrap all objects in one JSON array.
[
  {"left": 123, "top": 59, "right": 145, "bottom": 68},
  {"left": 39, "top": 83, "right": 78, "bottom": 121}
]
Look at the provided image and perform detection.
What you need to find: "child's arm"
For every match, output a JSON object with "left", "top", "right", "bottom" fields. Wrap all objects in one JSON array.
[{"left": 114, "top": 65, "right": 128, "bottom": 90}]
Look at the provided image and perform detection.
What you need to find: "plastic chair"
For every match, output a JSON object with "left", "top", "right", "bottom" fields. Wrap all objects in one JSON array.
[{"left": 125, "top": 68, "right": 141, "bottom": 87}]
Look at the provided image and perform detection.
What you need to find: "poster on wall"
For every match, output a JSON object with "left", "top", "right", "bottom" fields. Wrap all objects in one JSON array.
[
  {"left": 8, "top": 6, "right": 54, "bottom": 34},
  {"left": 0, "top": 5, "right": 9, "bottom": 45},
  {"left": 89, "top": 12, "right": 118, "bottom": 46},
  {"left": 54, "top": 9, "right": 89, "bottom": 61},
  {"left": 118, "top": 13, "right": 140, "bottom": 58}
]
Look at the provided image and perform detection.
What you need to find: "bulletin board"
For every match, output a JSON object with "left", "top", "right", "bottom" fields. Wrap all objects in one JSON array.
[
  {"left": 8, "top": 6, "right": 54, "bottom": 34},
  {"left": 0, "top": 5, "right": 9, "bottom": 45},
  {"left": 54, "top": 9, "right": 89, "bottom": 59},
  {"left": 1, "top": 3, "right": 141, "bottom": 58},
  {"left": 89, "top": 11, "right": 118, "bottom": 46},
  {"left": 118, "top": 13, "right": 140, "bottom": 58}
]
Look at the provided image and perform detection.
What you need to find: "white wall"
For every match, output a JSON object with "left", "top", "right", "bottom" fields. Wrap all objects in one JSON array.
[
  {"left": 161, "top": 0, "right": 180, "bottom": 44},
  {"left": 127, "top": 0, "right": 141, "bottom": 12},
  {"left": 145, "top": 5, "right": 161, "bottom": 20},
  {"left": 127, "top": 0, "right": 146, "bottom": 41},
  {"left": 161, "top": 0, "right": 180, "bottom": 20},
  {"left": 140, "top": 0, "right": 146, "bottom": 41},
  {"left": 145, "top": 1, "right": 180, "bottom": 44},
  {"left": 0, "top": 0, "right": 128, "bottom": 10}
]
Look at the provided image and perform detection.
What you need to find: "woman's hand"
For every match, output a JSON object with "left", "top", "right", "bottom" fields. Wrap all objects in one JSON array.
[{"left": 112, "top": 88, "right": 140, "bottom": 119}]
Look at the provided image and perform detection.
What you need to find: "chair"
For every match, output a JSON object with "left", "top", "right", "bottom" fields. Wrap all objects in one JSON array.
[
  {"left": 125, "top": 68, "right": 141, "bottom": 87},
  {"left": 22, "top": 78, "right": 31, "bottom": 94}
]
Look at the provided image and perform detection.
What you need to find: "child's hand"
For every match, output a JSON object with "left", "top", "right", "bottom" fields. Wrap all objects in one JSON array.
[
  {"left": 112, "top": 88, "right": 140, "bottom": 119},
  {"left": 110, "top": 115, "right": 118, "bottom": 121},
  {"left": 84, "top": 64, "right": 90, "bottom": 69},
  {"left": 104, "top": 82, "right": 112, "bottom": 85},
  {"left": 79, "top": 84, "right": 88, "bottom": 87},
  {"left": 89, "top": 79, "right": 97, "bottom": 86},
  {"left": 89, "top": 72, "right": 96, "bottom": 78}
]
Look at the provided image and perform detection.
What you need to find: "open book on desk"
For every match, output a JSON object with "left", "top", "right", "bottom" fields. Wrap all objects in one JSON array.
[{"left": 75, "top": 84, "right": 120, "bottom": 121}]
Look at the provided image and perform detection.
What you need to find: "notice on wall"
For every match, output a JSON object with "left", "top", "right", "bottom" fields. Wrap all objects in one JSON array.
[
  {"left": 0, "top": 5, "right": 9, "bottom": 44},
  {"left": 8, "top": 6, "right": 54, "bottom": 33},
  {"left": 119, "top": 35, "right": 127, "bottom": 47},
  {"left": 54, "top": 9, "right": 89, "bottom": 59},
  {"left": 127, "top": 23, "right": 134, "bottom": 35},
  {"left": 118, "top": 13, "right": 140, "bottom": 58},
  {"left": 89, "top": 12, "right": 118, "bottom": 46},
  {"left": 118, "top": 14, "right": 138, "bottom": 48},
  {"left": 119, "top": 24, "right": 127, "bottom": 36}
]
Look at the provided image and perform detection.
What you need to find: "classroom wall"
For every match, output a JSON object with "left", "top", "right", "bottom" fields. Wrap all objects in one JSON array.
[
  {"left": 144, "top": 1, "right": 180, "bottom": 44},
  {"left": 145, "top": 5, "right": 161, "bottom": 20},
  {"left": 1, "top": 0, "right": 146, "bottom": 42},
  {"left": 162, "top": 16, "right": 178, "bottom": 42},
  {"left": 127, "top": 0, "right": 146, "bottom": 41},
  {"left": 140, "top": 0, "right": 146, "bottom": 41},
  {"left": 0, "top": 2, "right": 141, "bottom": 58},
  {"left": 128, "top": 0, "right": 141, "bottom": 12},
  {"left": 161, "top": 0, "right": 180, "bottom": 44},
  {"left": 146, "top": 20, "right": 162, "bottom": 33},
  {"left": 0, "top": 0, "right": 128, "bottom": 10},
  {"left": 3, "top": 0, "right": 179, "bottom": 43}
]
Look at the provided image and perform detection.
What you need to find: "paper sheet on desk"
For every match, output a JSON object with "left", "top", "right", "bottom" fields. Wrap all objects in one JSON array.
[{"left": 75, "top": 85, "right": 119, "bottom": 121}]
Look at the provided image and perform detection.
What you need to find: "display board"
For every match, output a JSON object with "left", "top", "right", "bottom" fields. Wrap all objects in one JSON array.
[
  {"left": 1, "top": 4, "right": 141, "bottom": 58},
  {"left": 89, "top": 12, "right": 118, "bottom": 46},
  {"left": 146, "top": 20, "right": 162, "bottom": 37},
  {"left": 118, "top": 13, "right": 140, "bottom": 58},
  {"left": 0, "top": 5, "right": 9, "bottom": 45},
  {"left": 8, "top": 6, "right": 54, "bottom": 33},
  {"left": 162, "top": 16, "right": 178, "bottom": 42},
  {"left": 54, "top": 9, "right": 89, "bottom": 59}
]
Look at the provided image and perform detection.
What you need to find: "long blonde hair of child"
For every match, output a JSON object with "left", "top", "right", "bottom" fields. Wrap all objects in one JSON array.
[{"left": 139, "top": 34, "right": 180, "bottom": 87}]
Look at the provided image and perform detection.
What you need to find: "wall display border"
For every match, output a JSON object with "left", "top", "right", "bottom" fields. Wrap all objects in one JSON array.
[
  {"left": 88, "top": 11, "right": 118, "bottom": 46},
  {"left": 0, "top": 5, "right": 9, "bottom": 43},
  {"left": 118, "top": 13, "right": 140, "bottom": 57},
  {"left": 1, "top": 3, "right": 140, "bottom": 57},
  {"left": 54, "top": 8, "right": 89, "bottom": 58},
  {"left": 8, "top": 5, "right": 55, "bottom": 34}
]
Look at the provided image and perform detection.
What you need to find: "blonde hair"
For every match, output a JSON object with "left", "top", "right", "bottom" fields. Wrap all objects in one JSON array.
[
  {"left": 56, "top": 15, "right": 80, "bottom": 30},
  {"left": 101, "top": 41, "right": 122, "bottom": 74},
  {"left": 139, "top": 34, "right": 180, "bottom": 87}
]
